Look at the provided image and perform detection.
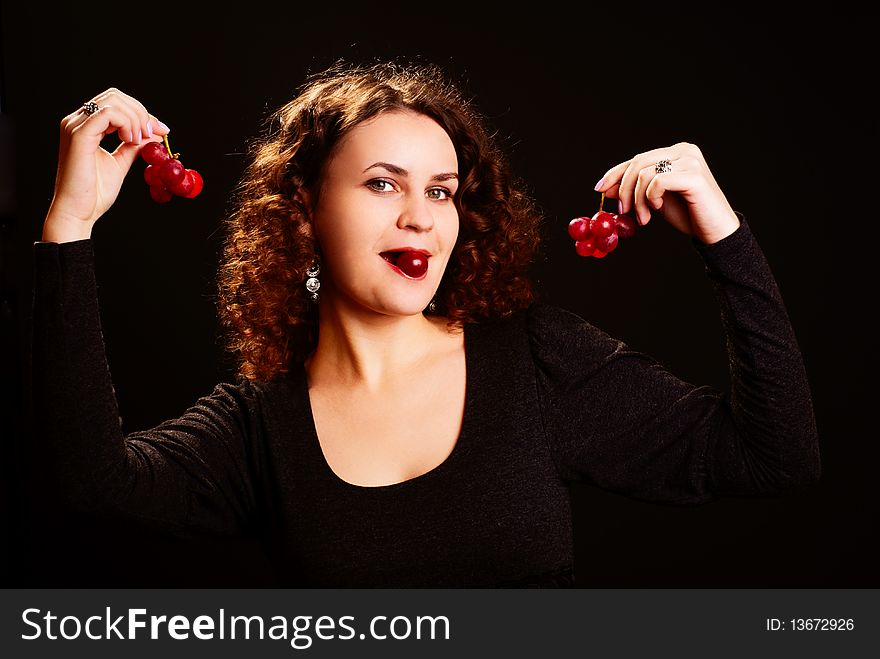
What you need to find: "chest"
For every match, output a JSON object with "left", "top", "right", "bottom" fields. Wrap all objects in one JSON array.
[
  {"left": 306, "top": 348, "right": 467, "bottom": 487},
  {"left": 256, "top": 314, "right": 576, "bottom": 586}
]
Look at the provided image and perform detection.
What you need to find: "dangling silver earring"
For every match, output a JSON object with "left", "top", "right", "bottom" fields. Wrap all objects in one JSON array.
[
  {"left": 428, "top": 298, "right": 438, "bottom": 313},
  {"left": 305, "top": 258, "right": 321, "bottom": 303}
]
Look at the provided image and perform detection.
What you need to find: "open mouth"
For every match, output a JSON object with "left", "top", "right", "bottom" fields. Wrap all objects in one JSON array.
[
  {"left": 379, "top": 250, "right": 430, "bottom": 279},
  {"left": 380, "top": 251, "right": 402, "bottom": 266}
]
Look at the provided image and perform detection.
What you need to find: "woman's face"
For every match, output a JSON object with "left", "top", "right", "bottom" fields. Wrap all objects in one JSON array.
[{"left": 307, "top": 110, "right": 460, "bottom": 318}]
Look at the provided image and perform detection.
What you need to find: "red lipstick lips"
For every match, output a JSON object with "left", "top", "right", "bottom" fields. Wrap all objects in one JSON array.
[{"left": 379, "top": 248, "right": 430, "bottom": 279}]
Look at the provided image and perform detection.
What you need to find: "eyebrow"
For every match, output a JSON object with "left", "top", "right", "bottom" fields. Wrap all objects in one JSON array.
[{"left": 363, "top": 162, "right": 458, "bottom": 182}]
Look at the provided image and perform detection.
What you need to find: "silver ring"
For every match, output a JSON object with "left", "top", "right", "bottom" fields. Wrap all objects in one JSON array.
[
  {"left": 654, "top": 159, "right": 672, "bottom": 174},
  {"left": 81, "top": 101, "right": 101, "bottom": 116}
]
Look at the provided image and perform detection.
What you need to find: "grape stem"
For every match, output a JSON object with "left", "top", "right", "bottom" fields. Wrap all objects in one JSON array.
[
  {"left": 162, "top": 134, "right": 180, "bottom": 159},
  {"left": 598, "top": 192, "right": 605, "bottom": 213}
]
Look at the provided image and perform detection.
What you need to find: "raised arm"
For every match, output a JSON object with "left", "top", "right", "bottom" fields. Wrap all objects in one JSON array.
[
  {"left": 530, "top": 144, "right": 820, "bottom": 504},
  {"left": 30, "top": 90, "right": 258, "bottom": 535},
  {"left": 42, "top": 88, "right": 170, "bottom": 243}
]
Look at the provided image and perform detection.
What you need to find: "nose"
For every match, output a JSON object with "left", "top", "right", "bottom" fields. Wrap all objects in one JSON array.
[{"left": 397, "top": 194, "right": 434, "bottom": 232}]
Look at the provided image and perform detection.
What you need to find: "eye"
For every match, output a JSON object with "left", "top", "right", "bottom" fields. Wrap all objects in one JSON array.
[
  {"left": 426, "top": 187, "right": 453, "bottom": 201},
  {"left": 366, "top": 179, "right": 395, "bottom": 193}
]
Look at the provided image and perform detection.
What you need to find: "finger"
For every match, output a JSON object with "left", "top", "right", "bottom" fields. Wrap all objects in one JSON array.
[
  {"left": 602, "top": 182, "right": 621, "bottom": 200},
  {"left": 109, "top": 103, "right": 144, "bottom": 144},
  {"left": 68, "top": 104, "right": 139, "bottom": 151},
  {"left": 598, "top": 155, "right": 654, "bottom": 213},
  {"left": 617, "top": 159, "right": 643, "bottom": 217},
  {"left": 594, "top": 161, "right": 634, "bottom": 215},
  {"left": 632, "top": 160, "right": 684, "bottom": 225},
  {"left": 594, "top": 160, "right": 629, "bottom": 194},
  {"left": 112, "top": 134, "right": 164, "bottom": 173},
  {"left": 102, "top": 88, "right": 170, "bottom": 140},
  {"left": 632, "top": 164, "right": 659, "bottom": 225},
  {"left": 644, "top": 171, "right": 695, "bottom": 235},
  {"left": 644, "top": 168, "right": 700, "bottom": 205},
  {"left": 147, "top": 114, "right": 171, "bottom": 138},
  {"left": 82, "top": 92, "right": 137, "bottom": 144},
  {"left": 62, "top": 107, "right": 90, "bottom": 132},
  {"left": 595, "top": 144, "right": 692, "bottom": 210},
  {"left": 618, "top": 151, "right": 678, "bottom": 215},
  {"left": 88, "top": 89, "right": 170, "bottom": 142}
]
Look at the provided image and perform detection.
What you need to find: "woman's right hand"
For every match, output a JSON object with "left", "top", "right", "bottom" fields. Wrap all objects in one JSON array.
[{"left": 43, "top": 88, "right": 170, "bottom": 242}]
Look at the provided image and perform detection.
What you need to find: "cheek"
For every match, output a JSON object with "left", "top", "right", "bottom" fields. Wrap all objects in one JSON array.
[
  {"left": 443, "top": 208, "right": 460, "bottom": 245},
  {"left": 318, "top": 227, "right": 360, "bottom": 269},
  {"left": 312, "top": 209, "right": 379, "bottom": 283},
  {"left": 312, "top": 196, "right": 358, "bottom": 254}
]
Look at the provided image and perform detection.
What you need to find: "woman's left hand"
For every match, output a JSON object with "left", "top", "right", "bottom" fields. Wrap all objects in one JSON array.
[{"left": 595, "top": 142, "right": 740, "bottom": 245}]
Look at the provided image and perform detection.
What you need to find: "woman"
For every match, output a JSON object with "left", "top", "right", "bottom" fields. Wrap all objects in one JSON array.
[{"left": 32, "top": 60, "right": 821, "bottom": 587}]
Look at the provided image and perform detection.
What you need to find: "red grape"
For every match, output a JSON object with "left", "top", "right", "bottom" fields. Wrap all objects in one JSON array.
[
  {"left": 597, "top": 231, "right": 619, "bottom": 254},
  {"left": 568, "top": 217, "right": 591, "bottom": 241},
  {"left": 150, "top": 185, "right": 173, "bottom": 203},
  {"left": 575, "top": 237, "right": 597, "bottom": 257},
  {"left": 140, "top": 141, "right": 170, "bottom": 166},
  {"left": 142, "top": 134, "right": 203, "bottom": 204},
  {"left": 144, "top": 165, "right": 162, "bottom": 187},
  {"left": 613, "top": 212, "right": 637, "bottom": 239},
  {"left": 591, "top": 248, "right": 608, "bottom": 259},
  {"left": 395, "top": 251, "right": 429, "bottom": 278},
  {"left": 181, "top": 170, "right": 204, "bottom": 198},
  {"left": 169, "top": 171, "right": 194, "bottom": 197},
  {"left": 158, "top": 159, "right": 186, "bottom": 186},
  {"left": 589, "top": 211, "right": 616, "bottom": 238}
]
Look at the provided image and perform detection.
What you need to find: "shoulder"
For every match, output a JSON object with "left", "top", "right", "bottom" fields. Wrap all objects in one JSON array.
[
  {"left": 469, "top": 302, "right": 625, "bottom": 372},
  {"left": 525, "top": 301, "right": 622, "bottom": 351},
  {"left": 469, "top": 301, "right": 617, "bottom": 342},
  {"left": 525, "top": 301, "right": 591, "bottom": 330},
  {"left": 184, "top": 373, "right": 306, "bottom": 438},
  {"left": 184, "top": 377, "right": 266, "bottom": 423},
  {"left": 203, "top": 372, "right": 294, "bottom": 417}
]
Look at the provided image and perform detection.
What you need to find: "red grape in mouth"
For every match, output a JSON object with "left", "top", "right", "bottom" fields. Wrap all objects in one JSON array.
[{"left": 381, "top": 250, "right": 429, "bottom": 278}]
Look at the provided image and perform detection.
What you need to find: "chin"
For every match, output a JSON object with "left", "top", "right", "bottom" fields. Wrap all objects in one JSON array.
[
  {"left": 371, "top": 286, "right": 436, "bottom": 315},
  {"left": 380, "top": 301, "right": 434, "bottom": 317}
]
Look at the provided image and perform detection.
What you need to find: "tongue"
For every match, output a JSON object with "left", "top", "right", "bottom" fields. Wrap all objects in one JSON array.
[{"left": 393, "top": 251, "right": 429, "bottom": 278}]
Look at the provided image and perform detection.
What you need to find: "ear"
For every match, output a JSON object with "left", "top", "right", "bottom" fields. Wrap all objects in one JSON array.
[
  {"left": 293, "top": 187, "right": 313, "bottom": 217},
  {"left": 293, "top": 188, "right": 316, "bottom": 242}
]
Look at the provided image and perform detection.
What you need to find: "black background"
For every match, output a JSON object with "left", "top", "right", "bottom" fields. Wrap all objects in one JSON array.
[{"left": 1, "top": 3, "right": 876, "bottom": 587}]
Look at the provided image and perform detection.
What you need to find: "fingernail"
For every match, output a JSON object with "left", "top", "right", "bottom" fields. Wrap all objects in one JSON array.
[
  {"left": 618, "top": 200, "right": 623, "bottom": 214},
  {"left": 594, "top": 178, "right": 605, "bottom": 192},
  {"left": 157, "top": 120, "right": 170, "bottom": 132},
  {"left": 146, "top": 121, "right": 154, "bottom": 137}
]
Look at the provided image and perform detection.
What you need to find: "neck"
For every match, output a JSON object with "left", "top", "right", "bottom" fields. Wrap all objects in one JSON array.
[{"left": 305, "top": 290, "right": 444, "bottom": 392}]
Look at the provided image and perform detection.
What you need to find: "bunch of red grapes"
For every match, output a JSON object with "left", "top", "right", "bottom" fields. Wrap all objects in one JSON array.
[
  {"left": 568, "top": 193, "right": 638, "bottom": 258},
  {"left": 140, "top": 137, "right": 203, "bottom": 203}
]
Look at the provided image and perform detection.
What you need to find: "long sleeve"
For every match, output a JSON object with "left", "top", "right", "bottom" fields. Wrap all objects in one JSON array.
[
  {"left": 529, "top": 218, "right": 821, "bottom": 505},
  {"left": 29, "top": 239, "right": 261, "bottom": 535}
]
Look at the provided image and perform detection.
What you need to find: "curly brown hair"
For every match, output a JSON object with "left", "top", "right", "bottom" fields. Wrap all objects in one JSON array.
[{"left": 217, "top": 59, "right": 545, "bottom": 382}]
